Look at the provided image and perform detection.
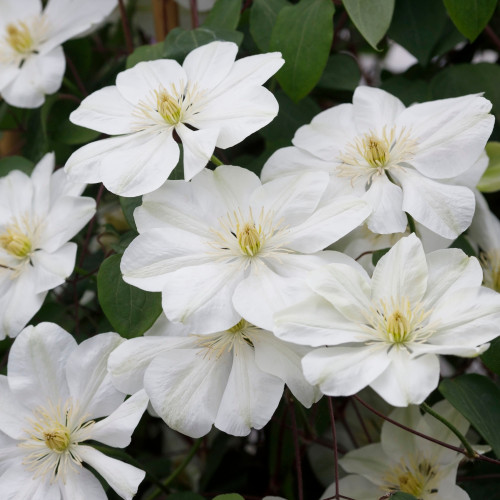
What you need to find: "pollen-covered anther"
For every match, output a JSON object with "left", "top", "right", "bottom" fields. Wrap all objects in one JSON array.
[
  {"left": 386, "top": 310, "right": 411, "bottom": 343},
  {"left": 43, "top": 426, "right": 71, "bottom": 453},
  {"left": 237, "top": 222, "right": 262, "bottom": 256},
  {"left": 5, "top": 21, "right": 34, "bottom": 54},
  {"left": 0, "top": 228, "right": 32, "bottom": 258},
  {"left": 383, "top": 457, "right": 438, "bottom": 497},
  {"left": 155, "top": 88, "right": 182, "bottom": 125},
  {"left": 363, "top": 135, "right": 390, "bottom": 167}
]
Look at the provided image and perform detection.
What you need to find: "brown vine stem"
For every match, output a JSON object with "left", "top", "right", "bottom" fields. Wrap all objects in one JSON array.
[
  {"left": 350, "top": 396, "right": 373, "bottom": 443},
  {"left": 190, "top": 0, "right": 200, "bottom": 28},
  {"left": 288, "top": 396, "right": 304, "bottom": 500},
  {"left": 353, "top": 395, "right": 500, "bottom": 467},
  {"left": 327, "top": 397, "right": 341, "bottom": 500},
  {"left": 118, "top": 0, "right": 134, "bottom": 54},
  {"left": 485, "top": 25, "right": 500, "bottom": 53},
  {"left": 65, "top": 56, "right": 88, "bottom": 96}
]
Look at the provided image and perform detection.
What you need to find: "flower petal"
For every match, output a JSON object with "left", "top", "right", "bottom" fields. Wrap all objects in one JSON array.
[
  {"left": 60, "top": 467, "right": 107, "bottom": 500},
  {"left": 0, "top": 376, "right": 32, "bottom": 439},
  {"left": 31, "top": 244, "right": 77, "bottom": 294}
]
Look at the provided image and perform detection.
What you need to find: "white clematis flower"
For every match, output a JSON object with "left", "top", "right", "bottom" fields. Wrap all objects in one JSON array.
[
  {"left": 0, "top": 153, "right": 95, "bottom": 339},
  {"left": 65, "top": 41, "right": 284, "bottom": 196},
  {"left": 109, "top": 315, "right": 320, "bottom": 438},
  {"left": 0, "top": 322, "right": 148, "bottom": 500},
  {"left": 0, "top": 0, "right": 117, "bottom": 108},
  {"left": 120, "top": 165, "right": 371, "bottom": 332},
  {"left": 322, "top": 401, "right": 471, "bottom": 500},
  {"left": 275, "top": 233, "right": 500, "bottom": 406},
  {"left": 261, "top": 87, "right": 494, "bottom": 238}
]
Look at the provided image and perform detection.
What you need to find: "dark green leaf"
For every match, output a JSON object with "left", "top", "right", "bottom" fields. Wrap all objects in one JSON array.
[
  {"left": 97, "top": 254, "right": 162, "bottom": 338},
  {"left": 212, "top": 495, "right": 244, "bottom": 500},
  {"left": 56, "top": 120, "right": 100, "bottom": 145},
  {"left": 381, "top": 76, "right": 431, "bottom": 106},
  {"left": 317, "top": 53, "right": 361, "bottom": 92},
  {"left": 164, "top": 27, "right": 243, "bottom": 63},
  {"left": 343, "top": 0, "right": 395, "bottom": 49},
  {"left": 440, "top": 374, "right": 500, "bottom": 458},
  {"left": 0, "top": 156, "right": 34, "bottom": 177},
  {"left": 478, "top": 142, "right": 500, "bottom": 193},
  {"left": 250, "top": 0, "right": 288, "bottom": 52},
  {"left": 167, "top": 494, "right": 205, "bottom": 500},
  {"left": 372, "top": 248, "right": 390, "bottom": 266},
  {"left": 269, "top": 0, "right": 334, "bottom": 101},
  {"left": 443, "top": 0, "right": 497, "bottom": 42},
  {"left": 481, "top": 337, "right": 500, "bottom": 376},
  {"left": 119, "top": 196, "right": 142, "bottom": 232},
  {"left": 449, "top": 234, "right": 476, "bottom": 257},
  {"left": 203, "top": 0, "right": 241, "bottom": 31},
  {"left": 126, "top": 42, "right": 165, "bottom": 69},
  {"left": 388, "top": 0, "right": 448, "bottom": 65},
  {"left": 430, "top": 63, "right": 500, "bottom": 122}
]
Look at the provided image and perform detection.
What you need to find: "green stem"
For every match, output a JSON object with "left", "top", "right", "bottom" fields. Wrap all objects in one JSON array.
[
  {"left": 407, "top": 213, "right": 416, "bottom": 234},
  {"left": 210, "top": 154, "right": 224, "bottom": 167},
  {"left": 145, "top": 438, "right": 203, "bottom": 500},
  {"left": 420, "top": 402, "right": 477, "bottom": 459}
]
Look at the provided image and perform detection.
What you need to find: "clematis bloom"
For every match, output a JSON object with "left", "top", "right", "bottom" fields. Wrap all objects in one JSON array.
[
  {"left": 65, "top": 41, "right": 284, "bottom": 196},
  {"left": 275, "top": 234, "right": 500, "bottom": 406},
  {"left": 0, "top": 0, "right": 117, "bottom": 108},
  {"left": 0, "top": 323, "right": 148, "bottom": 500},
  {"left": 262, "top": 87, "right": 494, "bottom": 238},
  {"left": 0, "top": 153, "right": 95, "bottom": 339}
]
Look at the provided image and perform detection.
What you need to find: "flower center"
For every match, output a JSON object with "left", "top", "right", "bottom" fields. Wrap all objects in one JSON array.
[
  {"left": 0, "top": 226, "right": 32, "bottom": 258},
  {"left": 480, "top": 250, "right": 500, "bottom": 292},
  {"left": 238, "top": 222, "right": 261, "bottom": 256},
  {"left": 5, "top": 21, "right": 34, "bottom": 54},
  {"left": 155, "top": 87, "right": 183, "bottom": 125},
  {"left": 365, "top": 297, "right": 434, "bottom": 347},
  {"left": 383, "top": 457, "right": 439, "bottom": 498},
  {"left": 363, "top": 135, "right": 390, "bottom": 167},
  {"left": 43, "top": 426, "right": 71, "bottom": 453}
]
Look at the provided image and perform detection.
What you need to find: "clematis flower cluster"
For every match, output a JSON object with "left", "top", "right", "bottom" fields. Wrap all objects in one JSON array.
[{"left": 1, "top": 35, "right": 500, "bottom": 500}]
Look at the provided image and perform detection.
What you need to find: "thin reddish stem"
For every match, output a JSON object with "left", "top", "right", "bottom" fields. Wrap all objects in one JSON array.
[
  {"left": 190, "top": 0, "right": 200, "bottom": 28},
  {"left": 327, "top": 397, "right": 341, "bottom": 500},
  {"left": 118, "top": 0, "right": 134, "bottom": 54}
]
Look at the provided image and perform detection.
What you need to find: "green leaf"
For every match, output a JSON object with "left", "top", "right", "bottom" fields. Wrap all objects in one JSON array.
[
  {"left": 269, "top": 0, "right": 334, "bottom": 101},
  {"left": 387, "top": 0, "right": 448, "bottom": 65},
  {"left": 119, "top": 196, "right": 142, "bottom": 232},
  {"left": 449, "top": 234, "right": 476, "bottom": 257},
  {"left": 391, "top": 494, "right": 419, "bottom": 500},
  {"left": 478, "top": 142, "right": 500, "bottom": 193},
  {"left": 381, "top": 76, "right": 431, "bottom": 106},
  {"left": 343, "top": 0, "right": 395, "bottom": 49},
  {"left": 203, "top": 0, "right": 241, "bottom": 31},
  {"left": 250, "top": 0, "right": 288, "bottom": 52},
  {"left": 317, "top": 53, "right": 361, "bottom": 92},
  {"left": 440, "top": 374, "right": 500, "bottom": 458},
  {"left": 443, "top": 0, "right": 497, "bottom": 42},
  {"left": 56, "top": 120, "right": 100, "bottom": 145},
  {"left": 97, "top": 254, "right": 162, "bottom": 338},
  {"left": 0, "top": 156, "right": 34, "bottom": 177},
  {"left": 430, "top": 63, "right": 500, "bottom": 122},
  {"left": 481, "top": 337, "right": 500, "bottom": 376},
  {"left": 163, "top": 27, "right": 243, "bottom": 63},
  {"left": 372, "top": 248, "right": 390, "bottom": 266},
  {"left": 126, "top": 42, "right": 165, "bottom": 69},
  {"left": 167, "top": 494, "right": 205, "bottom": 500},
  {"left": 212, "top": 495, "right": 244, "bottom": 500}
]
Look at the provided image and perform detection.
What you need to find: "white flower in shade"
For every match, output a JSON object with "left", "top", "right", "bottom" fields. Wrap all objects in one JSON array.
[
  {"left": 0, "top": 322, "right": 148, "bottom": 500},
  {"left": 261, "top": 87, "right": 494, "bottom": 238},
  {"left": 322, "top": 401, "right": 471, "bottom": 500},
  {"left": 274, "top": 234, "right": 500, "bottom": 406},
  {"left": 0, "top": 0, "right": 117, "bottom": 108},
  {"left": 65, "top": 42, "right": 284, "bottom": 197},
  {"left": 109, "top": 314, "right": 319, "bottom": 437},
  {"left": 0, "top": 153, "right": 95, "bottom": 339},
  {"left": 120, "top": 165, "right": 371, "bottom": 333}
]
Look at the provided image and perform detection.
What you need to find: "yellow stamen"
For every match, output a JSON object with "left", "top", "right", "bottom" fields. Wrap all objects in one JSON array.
[
  {"left": 237, "top": 222, "right": 261, "bottom": 256},
  {"left": 0, "top": 227, "right": 31, "bottom": 258},
  {"left": 43, "top": 427, "right": 71, "bottom": 452},
  {"left": 5, "top": 21, "right": 33, "bottom": 54},
  {"left": 363, "top": 135, "right": 390, "bottom": 167},
  {"left": 155, "top": 88, "right": 182, "bottom": 125},
  {"left": 383, "top": 457, "right": 438, "bottom": 497}
]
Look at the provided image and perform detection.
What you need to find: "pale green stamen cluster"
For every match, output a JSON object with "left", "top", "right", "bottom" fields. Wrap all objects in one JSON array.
[
  {"left": 5, "top": 21, "right": 34, "bottom": 54},
  {"left": 0, "top": 224, "right": 32, "bottom": 258}
]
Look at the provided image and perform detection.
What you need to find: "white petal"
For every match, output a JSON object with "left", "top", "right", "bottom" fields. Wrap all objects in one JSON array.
[
  {"left": 116, "top": 59, "right": 186, "bottom": 106},
  {"left": 90, "top": 390, "right": 148, "bottom": 448},
  {"left": 31, "top": 152, "right": 55, "bottom": 215},
  {"left": 60, "top": 467, "right": 107, "bottom": 500},
  {"left": 302, "top": 345, "right": 391, "bottom": 396},
  {"left": 176, "top": 124, "right": 219, "bottom": 180},
  {"left": 31, "top": 244, "right": 77, "bottom": 294},
  {"left": 339, "top": 444, "right": 390, "bottom": 484},
  {"left": 370, "top": 349, "right": 440, "bottom": 406},
  {"left": 397, "top": 94, "right": 494, "bottom": 179},
  {"left": 252, "top": 330, "right": 318, "bottom": 407},
  {"left": 274, "top": 295, "right": 370, "bottom": 347},
  {"left": 144, "top": 348, "right": 231, "bottom": 438},
  {"left": 183, "top": 41, "right": 238, "bottom": 91},
  {"left": 0, "top": 376, "right": 32, "bottom": 439},
  {"left": 77, "top": 445, "right": 145, "bottom": 500},
  {"left": 161, "top": 261, "right": 244, "bottom": 334},
  {"left": 0, "top": 463, "right": 61, "bottom": 500},
  {"left": 468, "top": 190, "right": 500, "bottom": 251},
  {"left": 108, "top": 336, "right": 191, "bottom": 394},
  {"left": 215, "top": 341, "right": 284, "bottom": 436},
  {"left": 394, "top": 167, "right": 475, "bottom": 239},
  {"left": 66, "top": 332, "right": 125, "bottom": 419},
  {"left": 70, "top": 86, "right": 136, "bottom": 135},
  {"left": 322, "top": 475, "right": 376, "bottom": 500},
  {"left": 287, "top": 195, "right": 371, "bottom": 252},
  {"left": 364, "top": 173, "right": 407, "bottom": 234},
  {"left": 371, "top": 233, "right": 428, "bottom": 306},
  {"left": 8, "top": 322, "right": 75, "bottom": 408}
]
